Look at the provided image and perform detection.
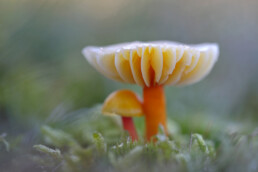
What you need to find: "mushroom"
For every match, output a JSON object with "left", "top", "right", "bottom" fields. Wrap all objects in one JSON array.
[
  {"left": 82, "top": 41, "right": 219, "bottom": 141},
  {"left": 102, "top": 90, "right": 143, "bottom": 141}
]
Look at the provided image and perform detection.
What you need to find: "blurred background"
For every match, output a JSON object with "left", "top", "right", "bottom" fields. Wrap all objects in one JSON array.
[{"left": 0, "top": 0, "right": 258, "bottom": 170}]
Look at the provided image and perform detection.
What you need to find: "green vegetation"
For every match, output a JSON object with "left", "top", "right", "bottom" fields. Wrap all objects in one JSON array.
[{"left": 26, "top": 107, "right": 258, "bottom": 171}]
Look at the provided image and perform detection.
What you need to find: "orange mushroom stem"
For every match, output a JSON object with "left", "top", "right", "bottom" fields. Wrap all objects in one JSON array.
[
  {"left": 143, "top": 85, "right": 168, "bottom": 141},
  {"left": 121, "top": 117, "right": 138, "bottom": 141}
]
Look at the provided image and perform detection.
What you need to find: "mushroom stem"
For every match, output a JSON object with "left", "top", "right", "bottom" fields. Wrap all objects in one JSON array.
[
  {"left": 121, "top": 116, "right": 138, "bottom": 141},
  {"left": 143, "top": 85, "right": 168, "bottom": 141}
]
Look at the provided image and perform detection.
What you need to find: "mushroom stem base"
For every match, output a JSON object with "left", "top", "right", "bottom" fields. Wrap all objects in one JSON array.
[
  {"left": 143, "top": 85, "right": 168, "bottom": 141},
  {"left": 122, "top": 117, "right": 138, "bottom": 141}
]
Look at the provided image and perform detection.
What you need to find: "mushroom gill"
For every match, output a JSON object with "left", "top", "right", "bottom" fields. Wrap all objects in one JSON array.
[{"left": 82, "top": 41, "right": 218, "bottom": 87}]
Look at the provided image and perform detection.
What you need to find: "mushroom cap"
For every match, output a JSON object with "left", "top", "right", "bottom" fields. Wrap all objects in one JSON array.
[
  {"left": 102, "top": 90, "right": 143, "bottom": 117},
  {"left": 82, "top": 41, "right": 219, "bottom": 87}
]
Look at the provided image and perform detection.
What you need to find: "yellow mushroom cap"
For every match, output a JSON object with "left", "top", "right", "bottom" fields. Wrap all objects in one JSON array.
[
  {"left": 82, "top": 41, "right": 219, "bottom": 87},
  {"left": 102, "top": 90, "right": 143, "bottom": 117}
]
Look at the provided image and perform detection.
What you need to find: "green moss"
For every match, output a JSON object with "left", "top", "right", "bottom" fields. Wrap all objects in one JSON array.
[{"left": 30, "top": 106, "right": 258, "bottom": 172}]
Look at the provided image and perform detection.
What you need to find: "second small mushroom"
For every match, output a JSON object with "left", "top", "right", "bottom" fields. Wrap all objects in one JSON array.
[
  {"left": 83, "top": 41, "right": 219, "bottom": 141},
  {"left": 102, "top": 90, "right": 143, "bottom": 141}
]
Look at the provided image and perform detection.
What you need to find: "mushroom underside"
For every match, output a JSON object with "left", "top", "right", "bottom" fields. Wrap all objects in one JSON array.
[{"left": 84, "top": 44, "right": 218, "bottom": 87}]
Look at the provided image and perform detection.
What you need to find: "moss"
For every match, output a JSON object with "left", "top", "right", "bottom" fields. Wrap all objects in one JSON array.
[{"left": 29, "top": 106, "right": 258, "bottom": 172}]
